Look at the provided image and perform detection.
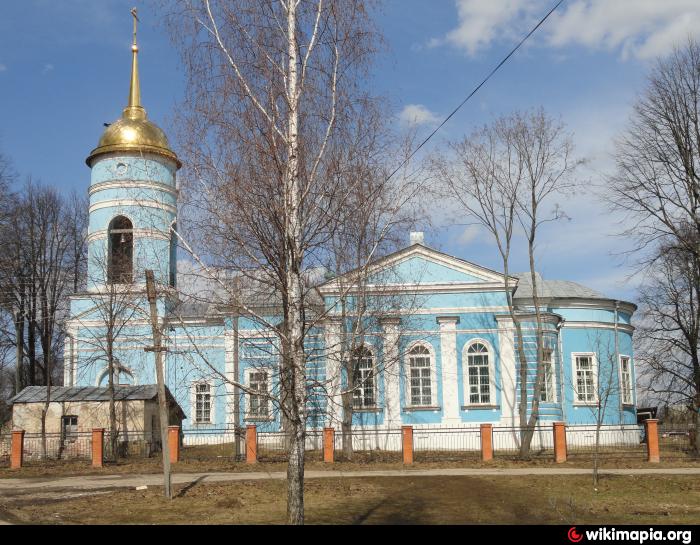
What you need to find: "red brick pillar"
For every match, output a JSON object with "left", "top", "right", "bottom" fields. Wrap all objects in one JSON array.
[
  {"left": 10, "top": 430, "right": 24, "bottom": 470},
  {"left": 323, "top": 428, "right": 334, "bottom": 463},
  {"left": 645, "top": 419, "right": 660, "bottom": 463},
  {"left": 92, "top": 428, "right": 105, "bottom": 468},
  {"left": 246, "top": 425, "right": 257, "bottom": 464},
  {"left": 168, "top": 426, "right": 180, "bottom": 463},
  {"left": 553, "top": 422, "right": 567, "bottom": 463},
  {"left": 402, "top": 426, "right": 413, "bottom": 465},
  {"left": 480, "top": 424, "right": 493, "bottom": 462}
]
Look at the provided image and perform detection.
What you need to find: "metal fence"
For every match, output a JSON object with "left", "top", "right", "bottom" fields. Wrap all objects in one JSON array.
[
  {"left": 22, "top": 432, "right": 94, "bottom": 462},
  {"left": 102, "top": 431, "right": 158, "bottom": 461},
  {"left": 2, "top": 423, "right": 697, "bottom": 467},
  {"left": 181, "top": 428, "right": 244, "bottom": 462},
  {"left": 0, "top": 433, "right": 10, "bottom": 467}
]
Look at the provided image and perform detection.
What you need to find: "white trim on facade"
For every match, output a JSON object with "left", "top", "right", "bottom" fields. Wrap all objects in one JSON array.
[
  {"left": 437, "top": 316, "right": 460, "bottom": 422},
  {"left": 89, "top": 179, "right": 178, "bottom": 197},
  {"left": 89, "top": 199, "right": 177, "bottom": 216}
]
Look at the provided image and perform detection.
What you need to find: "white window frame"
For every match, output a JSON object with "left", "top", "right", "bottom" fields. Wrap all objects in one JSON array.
[
  {"left": 351, "top": 345, "right": 377, "bottom": 410},
  {"left": 191, "top": 381, "right": 215, "bottom": 425},
  {"left": 540, "top": 348, "right": 556, "bottom": 403},
  {"left": 404, "top": 341, "right": 437, "bottom": 408},
  {"left": 245, "top": 367, "right": 273, "bottom": 421},
  {"left": 619, "top": 355, "right": 634, "bottom": 406},
  {"left": 463, "top": 339, "right": 496, "bottom": 407},
  {"left": 572, "top": 352, "right": 598, "bottom": 405}
]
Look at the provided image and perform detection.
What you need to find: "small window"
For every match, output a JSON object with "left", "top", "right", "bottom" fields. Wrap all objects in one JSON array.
[
  {"left": 574, "top": 354, "right": 597, "bottom": 403},
  {"left": 194, "top": 383, "right": 212, "bottom": 424},
  {"left": 61, "top": 415, "right": 78, "bottom": 439},
  {"left": 540, "top": 349, "right": 555, "bottom": 402},
  {"left": 248, "top": 371, "right": 270, "bottom": 419},
  {"left": 620, "top": 356, "right": 633, "bottom": 405},
  {"left": 352, "top": 347, "right": 376, "bottom": 409},
  {"left": 466, "top": 342, "right": 492, "bottom": 405},
  {"left": 408, "top": 345, "right": 433, "bottom": 407}
]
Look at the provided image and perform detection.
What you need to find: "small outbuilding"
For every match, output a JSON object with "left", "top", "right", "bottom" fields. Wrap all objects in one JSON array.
[{"left": 10, "top": 385, "right": 186, "bottom": 438}]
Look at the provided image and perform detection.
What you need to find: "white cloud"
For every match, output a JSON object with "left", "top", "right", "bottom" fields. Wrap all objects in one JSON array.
[
  {"left": 398, "top": 104, "right": 440, "bottom": 126},
  {"left": 457, "top": 224, "right": 483, "bottom": 246},
  {"left": 437, "top": 0, "right": 700, "bottom": 60},
  {"left": 42, "top": 63, "right": 54, "bottom": 74},
  {"left": 0, "top": 64, "right": 6, "bottom": 72}
]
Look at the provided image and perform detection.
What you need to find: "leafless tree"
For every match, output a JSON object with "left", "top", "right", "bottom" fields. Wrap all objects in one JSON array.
[
  {"left": 70, "top": 252, "right": 146, "bottom": 461},
  {"left": 432, "top": 108, "right": 579, "bottom": 458},
  {"left": 609, "top": 38, "right": 700, "bottom": 453},
  {"left": 162, "top": 0, "right": 398, "bottom": 523}
]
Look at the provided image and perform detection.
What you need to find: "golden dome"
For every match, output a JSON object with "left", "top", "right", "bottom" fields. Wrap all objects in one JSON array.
[{"left": 86, "top": 13, "right": 181, "bottom": 169}]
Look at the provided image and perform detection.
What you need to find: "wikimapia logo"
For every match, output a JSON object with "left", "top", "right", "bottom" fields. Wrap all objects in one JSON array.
[{"left": 567, "top": 527, "right": 693, "bottom": 544}]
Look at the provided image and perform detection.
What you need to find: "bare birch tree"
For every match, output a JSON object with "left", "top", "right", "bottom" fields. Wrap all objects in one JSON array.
[{"left": 163, "top": 0, "right": 389, "bottom": 523}]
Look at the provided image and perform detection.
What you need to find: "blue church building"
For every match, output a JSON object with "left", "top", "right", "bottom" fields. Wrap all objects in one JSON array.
[{"left": 63, "top": 24, "right": 639, "bottom": 450}]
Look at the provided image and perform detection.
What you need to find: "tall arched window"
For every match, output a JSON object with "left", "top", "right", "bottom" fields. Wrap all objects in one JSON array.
[
  {"left": 466, "top": 341, "right": 492, "bottom": 405},
  {"left": 352, "top": 346, "right": 376, "bottom": 409},
  {"left": 408, "top": 344, "right": 433, "bottom": 407},
  {"left": 108, "top": 216, "right": 133, "bottom": 284}
]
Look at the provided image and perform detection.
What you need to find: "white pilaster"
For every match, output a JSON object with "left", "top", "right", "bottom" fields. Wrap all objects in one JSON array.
[
  {"left": 496, "top": 316, "right": 517, "bottom": 426},
  {"left": 380, "top": 317, "right": 402, "bottom": 427},
  {"left": 323, "top": 318, "right": 343, "bottom": 428},
  {"left": 224, "top": 328, "right": 236, "bottom": 428},
  {"left": 437, "top": 316, "right": 460, "bottom": 423}
]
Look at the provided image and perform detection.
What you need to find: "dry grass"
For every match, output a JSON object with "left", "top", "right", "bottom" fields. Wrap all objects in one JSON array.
[{"left": 2, "top": 474, "right": 699, "bottom": 525}]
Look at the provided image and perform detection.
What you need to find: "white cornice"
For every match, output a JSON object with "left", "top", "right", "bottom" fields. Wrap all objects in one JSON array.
[
  {"left": 89, "top": 180, "right": 178, "bottom": 198},
  {"left": 89, "top": 199, "right": 177, "bottom": 216},
  {"left": 87, "top": 228, "right": 171, "bottom": 243}
]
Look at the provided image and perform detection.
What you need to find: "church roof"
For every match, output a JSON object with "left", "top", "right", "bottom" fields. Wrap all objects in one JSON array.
[
  {"left": 512, "top": 272, "right": 609, "bottom": 300},
  {"left": 11, "top": 385, "right": 179, "bottom": 406}
]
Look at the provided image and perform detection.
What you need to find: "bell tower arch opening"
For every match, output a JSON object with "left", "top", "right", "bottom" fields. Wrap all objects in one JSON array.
[{"left": 108, "top": 215, "right": 134, "bottom": 284}]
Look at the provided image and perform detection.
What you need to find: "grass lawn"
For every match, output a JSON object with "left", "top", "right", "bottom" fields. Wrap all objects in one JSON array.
[{"left": 2, "top": 474, "right": 699, "bottom": 525}]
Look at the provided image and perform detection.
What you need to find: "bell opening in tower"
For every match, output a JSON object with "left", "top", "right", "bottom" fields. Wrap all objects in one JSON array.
[{"left": 108, "top": 215, "right": 134, "bottom": 284}]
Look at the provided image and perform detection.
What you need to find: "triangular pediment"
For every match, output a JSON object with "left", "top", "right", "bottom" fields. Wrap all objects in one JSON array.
[{"left": 318, "top": 244, "right": 516, "bottom": 294}]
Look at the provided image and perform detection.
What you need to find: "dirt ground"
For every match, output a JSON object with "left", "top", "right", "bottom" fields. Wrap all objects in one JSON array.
[{"left": 2, "top": 474, "right": 699, "bottom": 525}]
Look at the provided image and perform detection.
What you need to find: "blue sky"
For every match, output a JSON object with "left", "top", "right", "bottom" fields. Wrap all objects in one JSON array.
[{"left": 2, "top": 0, "right": 700, "bottom": 303}]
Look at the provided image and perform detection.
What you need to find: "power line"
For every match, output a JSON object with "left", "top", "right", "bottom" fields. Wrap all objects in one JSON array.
[{"left": 386, "top": 0, "right": 566, "bottom": 182}]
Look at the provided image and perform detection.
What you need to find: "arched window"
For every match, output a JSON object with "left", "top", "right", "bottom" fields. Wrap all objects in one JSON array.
[
  {"left": 352, "top": 346, "right": 376, "bottom": 409},
  {"left": 108, "top": 216, "right": 133, "bottom": 284},
  {"left": 466, "top": 341, "right": 492, "bottom": 405},
  {"left": 407, "top": 344, "right": 433, "bottom": 407}
]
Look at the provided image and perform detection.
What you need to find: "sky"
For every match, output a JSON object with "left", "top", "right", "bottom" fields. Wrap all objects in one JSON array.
[{"left": 2, "top": 0, "right": 700, "bottom": 304}]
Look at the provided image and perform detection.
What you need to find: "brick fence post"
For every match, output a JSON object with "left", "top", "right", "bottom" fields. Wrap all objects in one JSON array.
[
  {"left": 645, "top": 419, "right": 660, "bottom": 463},
  {"left": 553, "top": 422, "right": 567, "bottom": 463},
  {"left": 92, "top": 428, "right": 105, "bottom": 468},
  {"left": 168, "top": 426, "right": 180, "bottom": 463},
  {"left": 480, "top": 424, "right": 493, "bottom": 462},
  {"left": 402, "top": 426, "right": 413, "bottom": 465},
  {"left": 246, "top": 425, "right": 257, "bottom": 464},
  {"left": 10, "top": 430, "right": 24, "bottom": 470},
  {"left": 323, "top": 427, "right": 334, "bottom": 463}
]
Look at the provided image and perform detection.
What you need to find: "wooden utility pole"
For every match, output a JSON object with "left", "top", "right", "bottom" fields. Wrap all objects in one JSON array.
[{"left": 145, "top": 269, "right": 172, "bottom": 499}]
